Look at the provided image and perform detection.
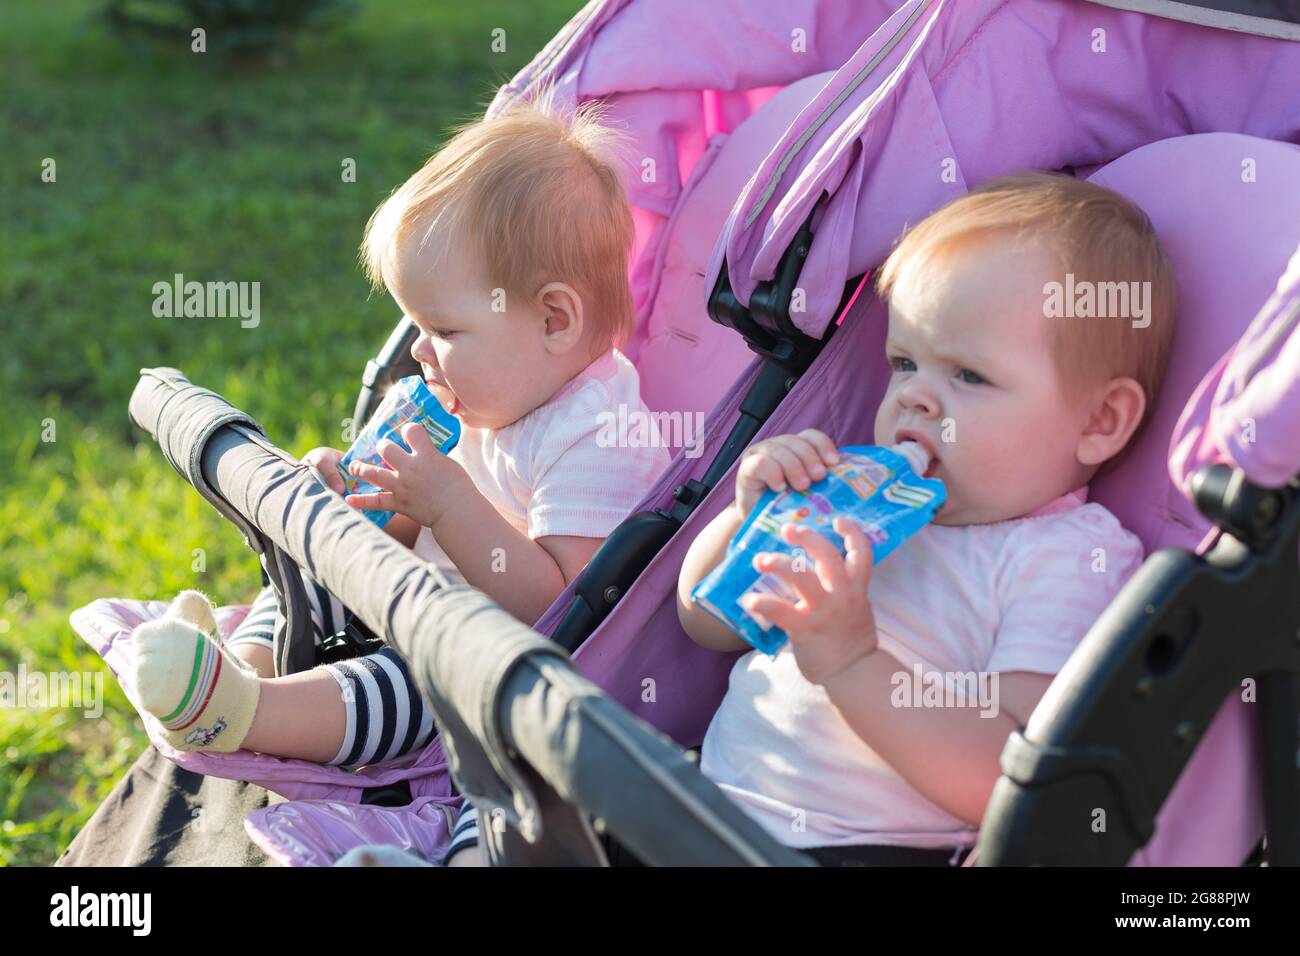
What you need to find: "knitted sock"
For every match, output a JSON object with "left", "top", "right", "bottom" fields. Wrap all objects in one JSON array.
[
  {"left": 159, "top": 587, "right": 264, "bottom": 675},
  {"left": 164, "top": 589, "right": 218, "bottom": 637},
  {"left": 132, "top": 611, "right": 261, "bottom": 753}
]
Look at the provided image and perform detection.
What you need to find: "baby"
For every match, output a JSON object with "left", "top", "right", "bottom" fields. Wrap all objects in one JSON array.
[
  {"left": 440, "top": 172, "right": 1176, "bottom": 866},
  {"left": 668, "top": 172, "right": 1176, "bottom": 864},
  {"left": 126, "top": 93, "right": 670, "bottom": 770}
]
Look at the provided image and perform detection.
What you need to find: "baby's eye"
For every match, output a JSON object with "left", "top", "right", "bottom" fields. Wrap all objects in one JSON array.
[
  {"left": 431, "top": 329, "right": 455, "bottom": 340},
  {"left": 956, "top": 368, "right": 986, "bottom": 385},
  {"left": 888, "top": 356, "right": 916, "bottom": 373}
]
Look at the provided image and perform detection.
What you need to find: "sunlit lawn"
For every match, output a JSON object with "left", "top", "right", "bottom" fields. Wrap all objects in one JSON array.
[{"left": 0, "top": 0, "right": 578, "bottom": 865}]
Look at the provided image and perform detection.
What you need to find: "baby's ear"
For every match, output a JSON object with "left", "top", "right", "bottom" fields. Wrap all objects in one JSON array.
[
  {"left": 538, "top": 281, "right": 584, "bottom": 353},
  {"left": 1076, "top": 376, "right": 1146, "bottom": 467}
]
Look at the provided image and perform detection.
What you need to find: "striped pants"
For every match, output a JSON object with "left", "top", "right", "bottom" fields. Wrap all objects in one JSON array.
[{"left": 227, "top": 579, "right": 435, "bottom": 768}]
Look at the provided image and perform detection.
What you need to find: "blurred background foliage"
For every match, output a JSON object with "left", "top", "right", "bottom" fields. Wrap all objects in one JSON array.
[{"left": 106, "top": 0, "right": 361, "bottom": 59}]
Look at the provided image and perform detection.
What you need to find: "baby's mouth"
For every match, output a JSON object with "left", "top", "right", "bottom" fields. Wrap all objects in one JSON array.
[
  {"left": 424, "top": 375, "right": 460, "bottom": 416},
  {"left": 893, "top": 430, "right": 939, "bottom": 477}
]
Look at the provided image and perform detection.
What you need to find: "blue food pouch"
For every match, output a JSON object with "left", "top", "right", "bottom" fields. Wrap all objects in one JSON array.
[
  {"left": 335, "top": 376, "right": 460, "bottom": 528},
  {"left": 691, "top": 442, "right": 946, "bottom": 655}
]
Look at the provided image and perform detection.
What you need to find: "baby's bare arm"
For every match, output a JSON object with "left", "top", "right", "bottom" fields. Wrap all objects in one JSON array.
[
  {"left": 676, "top": 504, "right": 750, "bottom": 653},
  {"left": 383, "top": 513, "right": 422, "bottom": 549},
  {"left": 823, "top": 656, "right": 1056, "bottom": 826},
  {"left": 678, "top": 430, "right": 840, "bottom": 653},
  {"left": 427, "top": 486, "right": 590, "bottom": 624}
]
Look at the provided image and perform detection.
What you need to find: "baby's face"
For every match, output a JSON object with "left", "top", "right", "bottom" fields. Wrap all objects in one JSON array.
[
  {"left": 385, "top": 230, "right": 562, "bottom": 430},
  {"left": 874, "top": 236, "right": 1093, "bottom": 525}
]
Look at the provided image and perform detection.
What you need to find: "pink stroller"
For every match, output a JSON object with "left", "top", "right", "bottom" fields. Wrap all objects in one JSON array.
[{"left": 65, "top": 0, "right": 1300, "bottom": 866}]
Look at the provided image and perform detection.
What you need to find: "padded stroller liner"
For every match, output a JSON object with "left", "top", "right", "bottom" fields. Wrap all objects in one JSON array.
[
  {"left": 244, "top": 797, "right": 458, "bottom": 868},
  {"left": 710, "top": 0, "right": 1300, "bottom": 338},
  {"left": 69, "top": 598, "right": 462, "bottom": 803},
  {"left": 65, "top": 597, "right": 464, "bottom": 866},
  {"left": 56, "top": 744, "right": 275, "bottom": 867},
  {"left": 59, "top": 600, "right": 276, "bottom": 866}
]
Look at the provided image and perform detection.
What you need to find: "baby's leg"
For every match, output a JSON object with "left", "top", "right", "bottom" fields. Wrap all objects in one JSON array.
[
  {"left": 238, "top": 647, "right": 436, "bottom": 763},
  {"left": 224, "top": 585, "right": 280, "bottom": 678},
  {"left": 316, "top": 648, "right": 436, "bottom": 767},
  {"left": 133, "top": 641, "right": 435, "bottom": 764},
  {"left": 444, "top": 846, "right": 486, "bottom": 867},
  {"left": 441, "top": 804, "right": 486, "bottom": 867},
  {"left": 227, "top": 571, "right": 354, "bottom": 679},
  {"left": 132, "top": 599, "right": 435, "bottom": 764},
  {"left": 234, "top": 644, "right": 276, "bottom": 681},
  {"left": 134, "top": 582, "right": 435, "bottom": 763},
  {"left": 238, "top": 666, "right": 349, "bottom": 762}
]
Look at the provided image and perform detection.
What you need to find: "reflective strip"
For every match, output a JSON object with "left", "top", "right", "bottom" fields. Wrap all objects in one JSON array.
[
  {"left": 1237, "top": 295, "right": 1300, "bottom": 390},
  {"left": 1084, "top": 0, "right": 1300, "bottom": 40},
  {"left": 744, "top": 0, "right": 934, "bottom": 229}
]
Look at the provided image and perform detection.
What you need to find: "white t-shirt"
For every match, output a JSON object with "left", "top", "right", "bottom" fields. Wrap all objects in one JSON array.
[
  {"left": 413, "top": 348, "right": 671, "bottom": 579},
  {"left": 699, "top": 487, "right": 1145, "bottom": 850}
]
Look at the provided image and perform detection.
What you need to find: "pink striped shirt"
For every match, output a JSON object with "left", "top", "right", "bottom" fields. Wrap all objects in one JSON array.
[
  {"left": 414, "top": 349, "right": 671, "bottom": 577},
  {"left": 700, "top": 486, "right": 1145, "bottom": 850}
]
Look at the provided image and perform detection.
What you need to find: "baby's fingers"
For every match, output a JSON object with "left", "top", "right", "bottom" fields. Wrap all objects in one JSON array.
[
  {"left": 752, "top": 551, "right": 826, "bottom": 606},
  {"left": 836, "top": 516, "right": 875, "bottom": 588},
  {"left": 767, "top": 431, "right": 837, "bottom": 486},
  {"left": 796, "top": 429, "right": 841, "bottom": 467},
  {"left": 782, "top": 522, "right": 847, "bottom": 593},
  {"left": 376, "top": 437, "right": 412, "bottom": 470},
  {"left": 345, "top": 491, "right": 398, "bottom": 512},
  {"left": 739, "top": 592, "right": 803, "bottom": 635},
  {"left": 348, "top": 459, "right": 397, "bottom": 490},
  {"left": 760, "top": 441, "right": 820, "bottom": 490},
  {"left": 312, "top": 465, "right": 346, "bottom": 494},
  {"left": 739, "top": 449, "right": 794, "bottom": 494},
  {"left": 400, "top": 421, "right": 435, "bottom": 453}
]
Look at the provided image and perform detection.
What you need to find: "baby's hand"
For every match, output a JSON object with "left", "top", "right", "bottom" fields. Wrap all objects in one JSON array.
[
  {"left": 733, "top": 429, "right": 840, "bottom": 518},
  {"left": 741, "top": 517, "right": 878, "bottom": 685},
  {"left": 301, "top": 446, "right": 346, "bottom": 494},
  {"left": 343, "top": 422, "right": 471, "bottom": 528}
]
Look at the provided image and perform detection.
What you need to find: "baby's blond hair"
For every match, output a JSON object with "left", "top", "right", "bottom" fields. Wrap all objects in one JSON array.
[
  {"left": 876, "top": 172, "right": 1176, "bottom": 437},
  {"left": 362, "top": 88, "right": 636, "bottom": 358}
]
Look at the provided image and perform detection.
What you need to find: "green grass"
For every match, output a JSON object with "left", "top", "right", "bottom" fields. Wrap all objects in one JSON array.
[{"left": 0, "top": 0, "right": 580, "bottom": 866}]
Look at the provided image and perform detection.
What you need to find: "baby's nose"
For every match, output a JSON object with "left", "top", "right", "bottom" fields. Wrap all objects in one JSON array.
[
  {"left": 899, "top": 380, "right": 940, "bottom": 417},
  {"left": 411, "top": 332, "right": 437, "bottom": 366}
]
